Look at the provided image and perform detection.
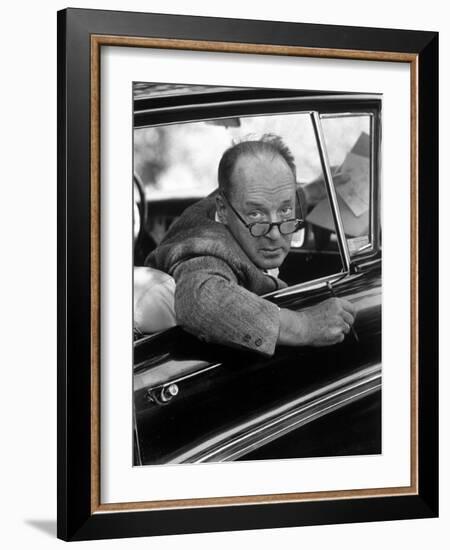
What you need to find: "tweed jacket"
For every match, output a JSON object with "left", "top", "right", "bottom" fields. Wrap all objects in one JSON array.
[{"left": 146, "top": 195, "right": 287, "bottom": 355}]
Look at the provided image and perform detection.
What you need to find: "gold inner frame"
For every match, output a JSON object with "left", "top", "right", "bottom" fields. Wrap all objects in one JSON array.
[{"left": 90, "top": 35, "right": 419, "bottom": 514}]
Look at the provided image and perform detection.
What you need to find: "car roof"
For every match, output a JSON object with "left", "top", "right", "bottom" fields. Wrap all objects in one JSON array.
[
  {"left": 133, "top": 82, "right": 381, "bottom": 128},
  {"left": 133, "top": 81, "right": 361, "bottom": 103}
]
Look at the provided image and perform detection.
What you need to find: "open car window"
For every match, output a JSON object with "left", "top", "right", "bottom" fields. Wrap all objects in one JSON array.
[{"left": 134, "top": 111, "right": 348, "bottom": 287}]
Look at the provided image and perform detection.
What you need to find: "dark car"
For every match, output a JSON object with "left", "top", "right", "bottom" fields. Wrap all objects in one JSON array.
[{"left": 132, "top": 83, "right": 382, "bottom": 465}]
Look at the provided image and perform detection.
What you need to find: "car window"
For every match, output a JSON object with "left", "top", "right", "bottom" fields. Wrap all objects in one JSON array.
[
  {"left": 320, "top": 114, "right": 373, "bottom": 257},
  {"left": 134, "top": 112, "right": 346, "bottom": 285}
]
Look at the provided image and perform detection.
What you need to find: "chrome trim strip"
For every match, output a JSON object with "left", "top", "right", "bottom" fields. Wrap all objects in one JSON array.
[
  {"left": 263, "top": 271, "right": 347, "bottom": 300},
  {"left": 163, "top": 362, "right": 222, "bottom": 386},
  {"left": 356, "top": 257, "right": 381, "bottom": 270},
  {"left": 197, "top": 376, "right": 380, "bottom": 463},
  {"left": 355, "top": 243, "right": 373, "bottom": 255},
  {"left": 311, "top": 112, "right": 351, "bottom": 273},
  {"left": 320, "top": 112, "right": 374, "bottom": 119},
  {"left": 142, "top": 362, "right": 222, "bottom": 392},
  {"left": 224, "top": 384, "right": 381, "bottom": 461},
  {"left": 133, "top": 406, "right": 143, "bottom": 466},
  {"left": 168, "top": 364, "right": 381, "bottom": 463},
  {"left": 370, "top": 112, "right": 377, "bottom": 253}
]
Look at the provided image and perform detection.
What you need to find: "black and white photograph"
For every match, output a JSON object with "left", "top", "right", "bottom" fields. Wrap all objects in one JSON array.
[
  {"left": 132, "top": 82, "right": 382, "bottom": 466},
  {"left": 0, "top": 0, "right": 444, "bottom": 545}
]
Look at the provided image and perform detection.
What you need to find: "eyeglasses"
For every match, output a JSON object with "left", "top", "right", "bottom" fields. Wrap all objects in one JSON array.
[{"left": 221, "top": 192, "right": 305, "bottom": 238}]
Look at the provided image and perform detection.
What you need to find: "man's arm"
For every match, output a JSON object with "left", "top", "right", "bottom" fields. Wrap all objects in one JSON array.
[
  {"left": 173, "top": 255, "right": 356, "bottom": 355},
  {"left": 173, "top": 256, "right": 280, "bottom": 356}
]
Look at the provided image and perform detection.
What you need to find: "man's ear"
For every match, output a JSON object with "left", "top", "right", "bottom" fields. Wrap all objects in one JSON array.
[{"left": 215, "top": 193, "right": 228, "bottom": 224}]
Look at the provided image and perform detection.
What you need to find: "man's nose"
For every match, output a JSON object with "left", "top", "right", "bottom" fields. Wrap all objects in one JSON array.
[{"left": 265, "top": 222, "right": 282, "bottom": 240}]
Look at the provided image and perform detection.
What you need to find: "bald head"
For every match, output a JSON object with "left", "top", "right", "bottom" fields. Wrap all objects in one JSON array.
[{"left": 218, "top": 134, "right": 296, "bottom": 200}]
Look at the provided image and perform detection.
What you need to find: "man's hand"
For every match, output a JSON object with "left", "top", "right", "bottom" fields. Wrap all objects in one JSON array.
[{"left": 278, "top": 297, "right": 356, "bottom": 347}]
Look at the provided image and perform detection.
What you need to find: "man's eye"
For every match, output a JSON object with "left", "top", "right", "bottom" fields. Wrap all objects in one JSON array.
[
  {"left": 280, "top": 206, "right": 293, "bottom": 216},
  {"left": 248, "top": 211, "right": 263, "bottom": 219}
]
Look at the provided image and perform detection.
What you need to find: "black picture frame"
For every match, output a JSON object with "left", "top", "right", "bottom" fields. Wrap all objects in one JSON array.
[{"left": 57, "top": 7, "right": 438, "bottom": 541}]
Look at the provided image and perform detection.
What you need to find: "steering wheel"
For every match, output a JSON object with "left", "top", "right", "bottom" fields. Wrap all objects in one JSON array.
[{"left": 134, "top": 172, "right": 148, "bottom": 244}]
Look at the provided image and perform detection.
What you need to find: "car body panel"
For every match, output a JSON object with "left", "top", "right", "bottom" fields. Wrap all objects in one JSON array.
[{"left": 134, "top": 258, "right": 381, "bottom": 464}]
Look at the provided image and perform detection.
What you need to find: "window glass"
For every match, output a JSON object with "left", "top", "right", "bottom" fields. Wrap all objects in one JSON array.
[{"left": 320, "top": 114, "right": 372, "bottom": 256}]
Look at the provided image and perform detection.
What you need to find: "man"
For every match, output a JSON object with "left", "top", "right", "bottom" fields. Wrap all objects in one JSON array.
[{"left": 146, "top": 134, "right": 355, "bottom": 356}]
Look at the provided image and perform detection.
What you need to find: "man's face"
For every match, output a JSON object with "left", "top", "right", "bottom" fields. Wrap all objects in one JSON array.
[{"left": 219, "top": 152, "right": 297, "bottom": 270}]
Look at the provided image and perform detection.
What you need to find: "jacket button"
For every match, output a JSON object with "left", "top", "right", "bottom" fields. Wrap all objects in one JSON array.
[
  {"left": 243, "top": 334, "right": 251, "bottom": 343},
  {"left": 255, "top": 338, "right": 263, "bottom": 347}
]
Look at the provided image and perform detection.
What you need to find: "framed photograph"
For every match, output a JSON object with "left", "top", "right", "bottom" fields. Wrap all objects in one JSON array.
[{"left": 57, "top": 8, "right": 438, "bottom": 541}]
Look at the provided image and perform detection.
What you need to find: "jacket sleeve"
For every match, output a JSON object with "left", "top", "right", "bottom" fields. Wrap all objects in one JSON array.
[{"left": 172, "top": 256, "right": 280, "bottom": 356}]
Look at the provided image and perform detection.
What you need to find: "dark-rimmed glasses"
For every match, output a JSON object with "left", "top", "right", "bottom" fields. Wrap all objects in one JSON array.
[{"left": 221, "top": 191, "right": 305, "bottom": 238}]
